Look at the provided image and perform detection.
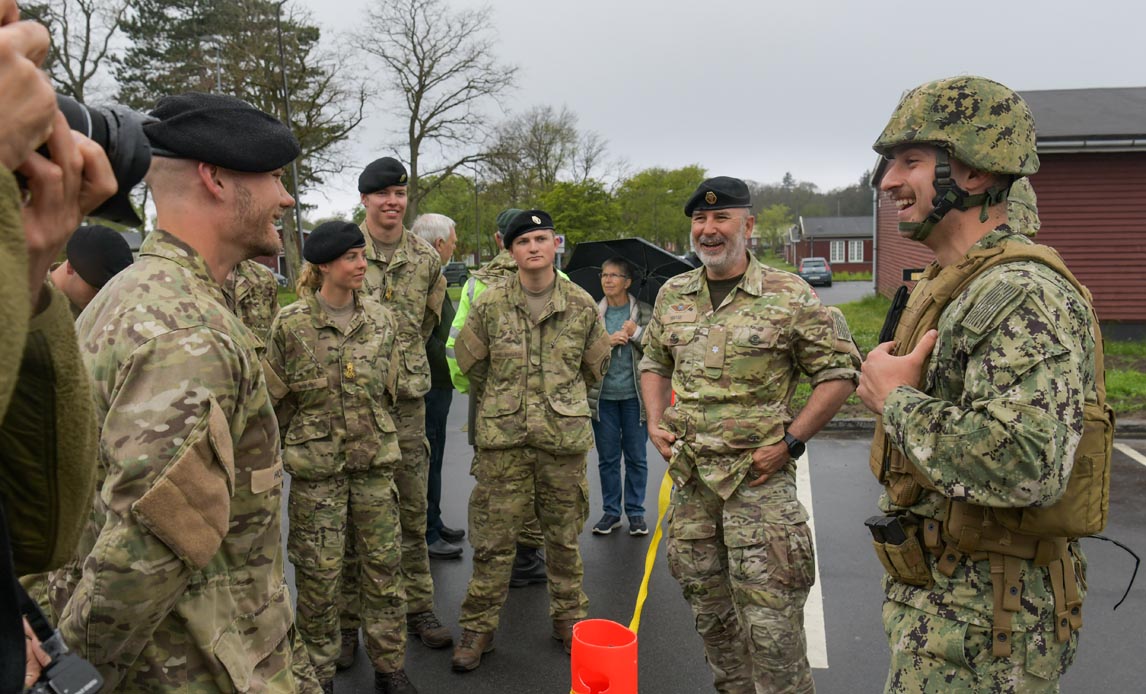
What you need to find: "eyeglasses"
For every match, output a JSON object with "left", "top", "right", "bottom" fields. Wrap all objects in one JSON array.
[{"left": 601, "top": 272, "right": 629, "bottom": 280}]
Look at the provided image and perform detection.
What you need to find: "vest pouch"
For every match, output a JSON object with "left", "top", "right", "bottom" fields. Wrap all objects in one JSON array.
[{"left": 869, "top": 518, "right": 933, "bottom": 588}]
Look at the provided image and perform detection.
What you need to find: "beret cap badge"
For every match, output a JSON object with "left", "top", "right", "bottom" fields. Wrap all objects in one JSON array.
[
  {"left": 531, "top": 215, "right": 541, "bottom": 224},
  {"left": 705, "top": 191, "right": 717, "bottom": 204}
]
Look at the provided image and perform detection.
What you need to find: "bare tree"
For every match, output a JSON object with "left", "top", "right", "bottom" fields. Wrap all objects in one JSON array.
[
  {"left": 355, "top": 0, "right": 516, "bottom": 220},
  {"left": 23, "top": 0, "right": 128, "bottom": 102}
]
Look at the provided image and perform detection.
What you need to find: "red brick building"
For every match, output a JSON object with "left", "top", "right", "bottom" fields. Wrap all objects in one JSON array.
[{"left": 786, "top": 215, "right": 873, "bottom": 273}]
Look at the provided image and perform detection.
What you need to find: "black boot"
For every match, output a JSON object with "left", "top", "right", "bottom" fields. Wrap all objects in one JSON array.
[
  {"left": 509, "top": 544, "right": 547, "bottom": 587},
  {"left": 375, "top": 668, "right": 418, "bottom": 694}
]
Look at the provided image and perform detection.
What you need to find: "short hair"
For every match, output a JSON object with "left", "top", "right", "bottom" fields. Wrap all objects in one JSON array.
[
  {"left": 412, "top": 213, "right": 455, "bottom": 245},
  {"left": 602, "top": 256, "right": 635, "bottom": 279}
]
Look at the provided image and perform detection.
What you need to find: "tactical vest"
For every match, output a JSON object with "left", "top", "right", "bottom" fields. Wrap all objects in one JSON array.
[{"left": 869, "top": 242, "right": 1114, "bottom": 655}]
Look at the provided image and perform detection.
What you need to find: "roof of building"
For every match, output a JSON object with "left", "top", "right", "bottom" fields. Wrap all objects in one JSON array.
[
  {"left": 798, "top": 216, "right": 872, "bottom": 239},
  {"left": 1022, "top": 86, "right": 1146, "bottom": 151}
]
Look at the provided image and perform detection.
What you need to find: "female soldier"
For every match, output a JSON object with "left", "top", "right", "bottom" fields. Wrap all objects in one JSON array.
[{"left": 265, "top": 221, "right": 417, "bottom": 694}]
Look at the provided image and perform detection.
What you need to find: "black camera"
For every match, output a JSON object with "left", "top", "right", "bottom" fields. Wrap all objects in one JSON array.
[{"left": 52, "top": 94, "right": 151, "bottom": 227}]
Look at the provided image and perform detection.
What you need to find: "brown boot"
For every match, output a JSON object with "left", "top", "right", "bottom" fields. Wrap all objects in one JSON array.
[
  {"left": 552, "top": 618, "right": 578, "bottom": 654},
  {"left": 335, "top": 628, "right": 358, "bottom": 670},
  {"left": 450, "top": 629, "right": 495, "bottom": 672},
  {"left": 406, "top": 611, "right": 453, "bottom": 648}
]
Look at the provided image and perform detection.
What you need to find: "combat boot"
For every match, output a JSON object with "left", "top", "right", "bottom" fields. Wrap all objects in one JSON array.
[
  {"left": 406, "top": 610, "right": 453, "bottom": 648},
  {"left": 451, "top": 629, "right": 495, "bottom": 672},
  {"left": 509, "top": 544, "right": 547, "bottom": 588},
  {"left": 374, "top": 668, "right": 417, "bottom": 694},
  {"left": 320, "top": 680, "right": 334, "bottom": 694},
  {"left": 552, "top": 618, "right": 579, "bottom": 654},
  {"left": 335, "top": 628, "right": 357, "bottom": 670}
]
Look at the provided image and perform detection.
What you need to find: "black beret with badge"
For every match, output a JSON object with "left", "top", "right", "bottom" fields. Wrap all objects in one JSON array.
[
  {"left": 358, "top": 157, "right": 409, "bottom": 194},
  {"left": 683, "top": 176, "right": 752, "bottom": 216},
  {"left": 502, "top": 209, "right": 554, "bottom": 247},
  {"left": 145, "top": 92, "right": 300, "bottom": 172},
  {"left": 66, "top": 224, "right": 134, "bottom": 289},
  {"left": 304, "top": 220, "right": 365, "bottom": 264},
  {"left": 495, "top": 207, "right": 524, "bottom": 234}
]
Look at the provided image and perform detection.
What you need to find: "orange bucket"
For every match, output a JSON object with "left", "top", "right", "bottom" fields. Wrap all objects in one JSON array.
[{"left": 569, "top": 619, "right": 638, "bottom": 694}]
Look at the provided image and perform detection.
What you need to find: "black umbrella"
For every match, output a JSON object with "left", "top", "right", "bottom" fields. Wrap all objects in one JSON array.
[{"left": 563, "top": 237, "right": 698, "bottom": 305}]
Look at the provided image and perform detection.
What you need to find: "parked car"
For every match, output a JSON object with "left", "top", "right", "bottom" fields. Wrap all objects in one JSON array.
[
  {"left": 443, "top": 261, "right": 469, "bottom": 286},
  {"left": 797, "top": 257, "right": 833, "bottom": 287},
  {"left": 271, "top": 271, "right": 289, "bottom": 288}
]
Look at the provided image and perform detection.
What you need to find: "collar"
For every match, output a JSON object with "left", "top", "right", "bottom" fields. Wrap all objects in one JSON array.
[
  {"left": 302, "top": 288, "right": 365, "bottom": 334},
  {"left": 507, "top": 270, "right": 569, "bottom": 319},
  {"left": 140, "top": 229, "right": 226, "bottom": 304},
  {"left": 678, "top": 252, "right": 768, "bottom": 297},
  {"left": 360, "top": 222, "right": 411, "bottom": 266}
]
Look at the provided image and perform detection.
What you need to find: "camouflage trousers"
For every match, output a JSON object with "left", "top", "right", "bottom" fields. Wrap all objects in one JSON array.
[
  {"left": 342, "top": 397, "right": 434, "bottom": 625},
  {"left": 289, "top": 469, "right": 406, "bottom": 680},
  {"left": 667, "top": 476, "right": 816, "bottom": 694},
  {"left": 459, "top": 446, "right": 590, "bottom": 633},
  {"left": 882, "top": 601, "right": 1076, "bottom": 693}
]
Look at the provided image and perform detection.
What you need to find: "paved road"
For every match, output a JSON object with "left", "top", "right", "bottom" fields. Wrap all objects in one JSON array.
[
  {"left": 810, "top": 280, "right": 873, "bottom": 306},
  {"left": 283, "top": 395, "right": 1146, "bottom": 693}
]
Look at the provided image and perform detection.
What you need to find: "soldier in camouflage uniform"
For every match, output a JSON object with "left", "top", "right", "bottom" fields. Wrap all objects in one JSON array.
[
  {"left": 338, "top": 157, "right": 450, "bottom": 665},
  {"left": 265, "top": 221, "right": 417, "bottom": 694},
  {"left": 639, "top": 177, "right": 860, "bottom": 694},
  {"left": 225, "top": 258, "right": 281, "bottom": 357},
  {"left": 858, "top": 76, "right": 1096, "bottom": 692},
  {"left": 450, "top": 210, "right": 612, "bottom": 672},
  {"left": 52, "top": 93, "right": 303, "bottom": 691}
]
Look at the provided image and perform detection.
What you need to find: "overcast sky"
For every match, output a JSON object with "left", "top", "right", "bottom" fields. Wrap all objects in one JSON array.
[{"left": 295, "top": 0, "right": 1146, "bottom": 219}]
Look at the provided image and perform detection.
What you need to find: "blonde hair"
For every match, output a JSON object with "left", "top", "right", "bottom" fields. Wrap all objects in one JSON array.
[{"left": 295, "top": 262, "right": 324, "bottom": 293}]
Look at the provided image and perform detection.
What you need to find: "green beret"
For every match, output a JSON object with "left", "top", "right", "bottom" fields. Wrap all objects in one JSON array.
[
  {"left": 496, "top": 207, "right": 523, "bottom": 234},
  {"left": 145, "top": 92, "right": 300, "bottom": 172},
  {"left": 684, "top": 176, "right": 751, "bottom": 216},
  {"left": 66, "top": 224, "right": 134, "bottom": 289},
  {"left": 502, "top": 209, "right": 554, "bottom": 247},
  {"left": 304, "top": 221, "right": 365, "bottom": 264},
  {"left": 358, "top": 157, "right": 408, "bottom": 194}
]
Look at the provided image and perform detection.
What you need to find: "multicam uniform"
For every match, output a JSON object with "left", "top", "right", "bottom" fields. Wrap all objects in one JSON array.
[
  {"left": 639, "top": 255, "right": 860, "bottom": 694},
  {"left": 877, "top": 228, "right": 1093, "bottom": 692},
  {"left": 225, "top": 258, "right": 280, "bottom": 357},
  {"left": 57, "top": 230, "right": 296, "bottom": 692},
  {"left": 339, "top": 225, "right": 445, "bottom": 624},
  {"left": 264, "top": 289, "right": 406, "bottom": 682},
  {"left": 454, "top": 274, "right": 611, "bottom": 633}
]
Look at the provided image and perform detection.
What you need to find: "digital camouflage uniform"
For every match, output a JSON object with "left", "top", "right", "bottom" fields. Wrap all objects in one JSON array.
[
  {"left": 264, "top": 289, "right": 406, "bottom": 681},
  {"left": 54, "top": 229, "right": 297, "bottom": 692},
  {"left": 340, "top": 225, "right": 445, "bottom": 625},
  {"left": 639, "top": 255, "right": 860, "bottom": 694},
  {"left": 878, "top": 228, "right": 1093, "bottom": 693},
  {"left": 454, "top": 273, "right": 611, "bottom": 633},
  {"left": 225, "top": 258, "right": 281, "bottom": 358},
  {"left": 446, "top": 248, "right": 546, "bottom": 548}
]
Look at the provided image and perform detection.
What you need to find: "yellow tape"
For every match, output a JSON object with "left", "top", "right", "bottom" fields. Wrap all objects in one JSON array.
[{"left": 628, "top": 470, "right": 674, "bottom": 633}]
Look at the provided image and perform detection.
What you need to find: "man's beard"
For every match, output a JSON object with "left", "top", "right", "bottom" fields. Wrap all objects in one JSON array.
[{"left": 233, "top": 183, "right": 282, "bottom": 259}]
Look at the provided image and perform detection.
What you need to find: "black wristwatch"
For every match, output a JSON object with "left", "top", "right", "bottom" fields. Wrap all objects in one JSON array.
[{"left": 782, "top": 432, "right": 806, "bottom": 458}]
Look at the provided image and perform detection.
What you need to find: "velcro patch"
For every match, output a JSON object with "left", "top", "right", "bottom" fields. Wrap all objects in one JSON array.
[
  {"left": 830, "top": 307, "right": 852, "bottom": 342},
  {"left": 962, "top": 281, "right": 1024, "bottom": 334}
]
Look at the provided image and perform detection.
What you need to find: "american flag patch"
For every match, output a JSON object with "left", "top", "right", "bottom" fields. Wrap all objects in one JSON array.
[{"left": 962, "top": 281, "right": 1023, "bottom": 333}]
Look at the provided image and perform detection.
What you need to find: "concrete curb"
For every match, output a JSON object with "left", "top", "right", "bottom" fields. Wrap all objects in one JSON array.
[{"left": 823, "top": 417, "right": 1146, "bottom": 436}]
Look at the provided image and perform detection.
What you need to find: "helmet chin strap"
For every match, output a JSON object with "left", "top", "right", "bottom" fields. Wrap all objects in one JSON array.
[{"left": 898, "top": 149, "right": 1012, "bottom": 241}]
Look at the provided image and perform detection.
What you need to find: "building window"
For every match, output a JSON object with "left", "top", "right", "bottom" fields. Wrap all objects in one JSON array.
[
  {"left": 848, "top": 239, "right": 864, "bottom": 263},
  {"left": 830, "top": 240, "right": 845, "bottom": 263}
]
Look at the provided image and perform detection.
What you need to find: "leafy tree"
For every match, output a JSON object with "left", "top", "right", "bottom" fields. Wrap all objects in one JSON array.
[
  {"left": 536, "top": 179, "right": 618, "bottom": 247},
  {"left": 613, "top": 165, "right": 706, "bottom": 251},
  {"left": 754, "top": 203, "right": 794, "bottom": 254}
]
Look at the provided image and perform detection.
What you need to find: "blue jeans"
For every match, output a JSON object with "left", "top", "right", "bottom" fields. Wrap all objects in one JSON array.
[
  {"left": 424, "top": 387, "right": 453, "bottom": 543},
  {"left": 590, "top": 397, "right": 648, "bottom": 518}
]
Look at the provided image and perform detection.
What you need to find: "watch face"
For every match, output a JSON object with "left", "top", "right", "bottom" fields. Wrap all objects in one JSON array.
[{"left": 784, "top": 433, "right": 805, "bottom": 457}]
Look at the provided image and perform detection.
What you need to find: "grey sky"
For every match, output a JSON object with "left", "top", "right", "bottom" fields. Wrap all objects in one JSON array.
[{"left": 296, "top": 0, "right": 1146, "bottom": 218}]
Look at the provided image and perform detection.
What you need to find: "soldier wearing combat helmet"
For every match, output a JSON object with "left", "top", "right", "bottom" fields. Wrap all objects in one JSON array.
[{"left": 859, "top": 76, "right": 1100, "bottom": 692}]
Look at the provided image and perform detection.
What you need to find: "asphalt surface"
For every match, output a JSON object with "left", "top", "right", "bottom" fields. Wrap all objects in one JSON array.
[{"left": 281, "top": 394, "right": 1146, "bottom": 693}]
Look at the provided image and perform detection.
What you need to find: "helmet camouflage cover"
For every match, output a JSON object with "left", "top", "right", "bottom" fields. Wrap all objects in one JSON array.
[
  {"left": 873, "top": 75, "right": 1039, "bottom": 177},
  {"left": 1007, "top": 176, "right": 1040, "bottom": 238}
]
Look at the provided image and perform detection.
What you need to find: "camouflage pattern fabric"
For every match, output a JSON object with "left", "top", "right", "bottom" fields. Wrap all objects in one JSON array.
[
  {"left": 459, "top": 447, "right": 590, "bottom": 633},
  {"left": 225, "top": 258, "right": 281, "bottom": 358},
  {"left": 55, "top": 229, "right": 296, "bottom": 692},
  {"left": 454, "top": 272, "right": 609, "bottom": 632},
  {"left": 639, "top": 254, "right": 858, "bottom": 692},
  {"left": 1008, "top": 177, "right": 1040, "bottom": 238},
  {"left": 877, "top": 227, "right": 1093, "bottom": 682},
  {"left": 882, "top": 602, "right": 1075, "bottom": 693},
  {"left": 668, "top": 476, "right": 815, "bottom": 694}
]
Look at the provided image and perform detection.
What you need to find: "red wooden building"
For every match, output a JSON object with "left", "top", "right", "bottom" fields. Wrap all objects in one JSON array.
[
  {"left": 786, "top": 215, "right": 873, "bottom": 273},
  {"left": 872, "top": 86, "right": 1146, "bottom": 338}
]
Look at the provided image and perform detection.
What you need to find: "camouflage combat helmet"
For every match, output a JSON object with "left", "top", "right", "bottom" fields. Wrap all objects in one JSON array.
[
  {"left": 873, "top": 76, "right": 1040, "bottom": 240},
  {"left": 1007, "top": 177, "right": 1040, "bottom": 238}
]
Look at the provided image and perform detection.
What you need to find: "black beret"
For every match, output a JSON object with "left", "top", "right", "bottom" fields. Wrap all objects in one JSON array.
[
  {"left": 683, "top": 176, "right": 751, "bottom": 216},
  {"left": 145, "top": 92, "right": 300, "bottom": 172},
  {"left": 495, "top": 207, "right": 523, "bottom": 234},
  {"left": 66, "top": 224, "right": 133, "bottom": 289},
  {"left": 304, "top": 221, "right": 365, "bottom": 264},
  {"left": 502, "top": 209, "right": 554, "bottom": 248},
  {"left": 358, "top": 157, "right": 408, "bottom": 194}
]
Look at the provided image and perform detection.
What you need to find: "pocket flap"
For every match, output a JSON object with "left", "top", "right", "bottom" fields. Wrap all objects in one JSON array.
[
  {"left": 214, "top": 585, "right": 293, "bottom": 692},
  {"left": 284, "top": 413, "right": 331, "bottom": 445}
]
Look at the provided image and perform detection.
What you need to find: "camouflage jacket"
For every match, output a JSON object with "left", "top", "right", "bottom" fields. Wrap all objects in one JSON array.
[
  {"left": 224, "top": 259, "right": 280, "bottom": 357},
  {"left": 640, "top": 254, "right": 860, "bottom": 502},
  {"left": 880, "top": 226, "right": 1095, "bottom": 632},
  {"left": 360, "top": 223, "right": 445, "bottom": 400},
  {"left": 454, "top": 271, "right": 612, "bottom": 454},
  {"left": 60, "top": 229, "right": 295, "bottom": 692},
  {"left": 264, "top": 289, "right": 402, "bottom": 480}
]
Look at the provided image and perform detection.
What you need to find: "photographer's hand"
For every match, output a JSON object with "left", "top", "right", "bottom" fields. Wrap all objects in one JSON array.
[
  {"left": 18, "top": 112, "right": 116, "bottom": 311},
  {"left": 0, "top": 10, "right": 55, "bottom": 171},
  {"left": 24, "top": 617, "right": 51, "bottom": 688}
]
